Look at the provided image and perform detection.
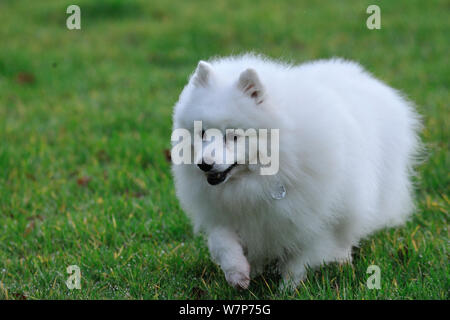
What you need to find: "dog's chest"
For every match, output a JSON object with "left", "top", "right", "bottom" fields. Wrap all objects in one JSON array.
[{"left": 232, "top": 205, "right": 302, "bottom": 265}]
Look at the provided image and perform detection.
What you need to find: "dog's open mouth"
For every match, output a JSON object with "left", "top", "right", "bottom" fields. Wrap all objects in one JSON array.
[{"left": 206, "top": 163, "right": 237, "bottom": 185}]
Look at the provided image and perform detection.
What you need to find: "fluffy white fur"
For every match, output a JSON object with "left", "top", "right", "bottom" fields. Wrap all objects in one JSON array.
[{"left": 172, "top": 54, "right": 422, "bottom": 290}]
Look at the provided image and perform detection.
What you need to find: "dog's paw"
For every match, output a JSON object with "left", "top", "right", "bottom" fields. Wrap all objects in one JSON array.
[
  {"left": 225, "top": 270, "right": 250, "bottom": 289},
  {"left": 278, "top": 277, "right": 301, "bottom": 293},
  {"left": 278, "top": 265, "right": 306, "bottom": 293}
]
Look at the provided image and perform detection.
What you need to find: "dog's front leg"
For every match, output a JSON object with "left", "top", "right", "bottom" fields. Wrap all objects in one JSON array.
[{"left": 207, "top": 227, "right": 250, "bottom": 289}]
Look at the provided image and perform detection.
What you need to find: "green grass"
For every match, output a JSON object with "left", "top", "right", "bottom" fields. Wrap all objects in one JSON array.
[{"left": 0, "top": 0, "right": 448, "bottom": 300}]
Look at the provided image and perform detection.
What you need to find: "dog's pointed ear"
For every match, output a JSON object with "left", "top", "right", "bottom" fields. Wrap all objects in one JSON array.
[
  {"left": 237, "top": 68, "right": 265, "bottom": 104},
  {"left": 192, "top": 61, "right": 213, "bottom": 87}
]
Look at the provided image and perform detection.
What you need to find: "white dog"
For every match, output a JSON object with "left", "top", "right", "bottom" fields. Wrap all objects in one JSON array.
[{"left": 171, "top": 54, "right": 421, "bottom": 290}]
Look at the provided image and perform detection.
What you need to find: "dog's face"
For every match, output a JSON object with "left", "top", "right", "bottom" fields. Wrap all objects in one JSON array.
[{"left": 173, "top": 61, "right": 271, "bottom": 185}]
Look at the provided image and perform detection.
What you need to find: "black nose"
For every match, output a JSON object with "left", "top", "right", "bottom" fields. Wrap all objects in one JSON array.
[{"left": 197, "top": 162, "right": 213, "bottom": 172}]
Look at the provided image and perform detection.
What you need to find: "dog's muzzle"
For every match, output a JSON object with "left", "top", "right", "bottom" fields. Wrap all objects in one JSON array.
[{"left": 205, "top": 163, "right": 237, "bottom": 185}]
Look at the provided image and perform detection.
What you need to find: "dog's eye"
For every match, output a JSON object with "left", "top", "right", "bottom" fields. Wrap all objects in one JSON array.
[{"left": 225, "top": 133, "right": 238, "bottom": 143}]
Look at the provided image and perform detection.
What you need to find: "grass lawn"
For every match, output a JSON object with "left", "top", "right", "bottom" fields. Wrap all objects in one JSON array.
[{"left": 0, "top": 0, "right": 448, "bottom": 299}]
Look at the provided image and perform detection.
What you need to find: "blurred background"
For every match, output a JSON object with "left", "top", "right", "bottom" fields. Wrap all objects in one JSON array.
[{"left": 0, "top": 0, "right": 448, "bottom": 299}]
